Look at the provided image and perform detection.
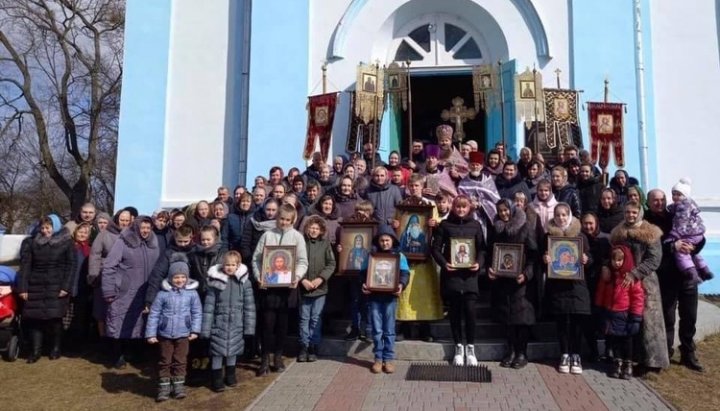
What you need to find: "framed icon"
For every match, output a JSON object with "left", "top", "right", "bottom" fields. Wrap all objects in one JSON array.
[
  {"left": 395, "top": 204, "right": 434, "bottom": 261},
  {"left": 261, "top": 245, "right": 296, "bottom": 287},
  {"left": 450, "top": 238, "right": 476, "bottom": 269},
  {"left": 338, "top": 221, "right": 377, "bottom": 275},
  {"left": 366, "top": 253, "right": 400, "bottom": 293},
  {"left": 492, "top": 243, "right": 525, "bottom": 278},
  {"left": 519, "top": 80, "right": 536, "bottom": 99},
  {"left": 547, "top": 236, "right": 584, "bottom": 281}
]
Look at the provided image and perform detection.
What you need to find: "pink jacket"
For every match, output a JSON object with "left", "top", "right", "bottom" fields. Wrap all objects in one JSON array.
[{"left": 530, "top": 195, "right": 558, "bottom": 233}]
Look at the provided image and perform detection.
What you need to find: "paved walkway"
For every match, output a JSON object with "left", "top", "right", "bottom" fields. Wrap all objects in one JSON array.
[{"left": 246, "top": 358, "right": 673, "bottom": 411}]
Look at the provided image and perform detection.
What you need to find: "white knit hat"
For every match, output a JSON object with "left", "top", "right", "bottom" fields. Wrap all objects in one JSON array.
[{"left": 672, "top": 177, "right": 692, "bottom": 198}]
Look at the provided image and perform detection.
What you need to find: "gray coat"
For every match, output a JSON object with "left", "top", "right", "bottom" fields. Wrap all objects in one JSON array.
[
  {"left": 101, "top": 220, "right": 160, "bottom": 339},
  {"left": 610, "top": 220, "right": 670, "bottom": 369},
  {"left": 201, "top": 264, "right": 256, "bottom": 357},
  {"left": 88, "top": 225, "right": 121, "bottom": 321}
]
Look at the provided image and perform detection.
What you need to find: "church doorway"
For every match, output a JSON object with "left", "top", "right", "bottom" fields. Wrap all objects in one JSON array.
[{"left": 396, "top": 73, "right": 485, "bottom": 156}]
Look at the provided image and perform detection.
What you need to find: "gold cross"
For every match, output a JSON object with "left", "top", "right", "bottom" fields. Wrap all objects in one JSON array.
[{"left": 441, "top": 97, "right": 476, "bottom": 141}]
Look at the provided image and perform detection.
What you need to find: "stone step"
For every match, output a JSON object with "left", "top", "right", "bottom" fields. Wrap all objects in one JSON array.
[
  {"left": 324, "top": 320, "right": 558, "bottom": 341},
  {"left": 312, "top": 338, "right": 606, "bottom": 362}
]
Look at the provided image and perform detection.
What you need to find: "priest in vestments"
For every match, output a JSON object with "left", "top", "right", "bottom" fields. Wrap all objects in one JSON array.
[
  {"left": 457, "top": 151, "right": 500, "bottom": 240},
  {"left": 436, "top": 124, "right": 469, "bottom": 179}
]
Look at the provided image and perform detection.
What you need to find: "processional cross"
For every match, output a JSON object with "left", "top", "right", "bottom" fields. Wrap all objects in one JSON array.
[{"left": 441, "top": 97, "right": 476, "bottom": 142}]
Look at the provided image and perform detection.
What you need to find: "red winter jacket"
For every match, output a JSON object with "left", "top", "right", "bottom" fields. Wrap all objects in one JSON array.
[
  {"left": 594, "top": 245, "right": 644, "bottom": 317},
  {"left": 0, "top": 289, "right": 17, "bottom": 321}
]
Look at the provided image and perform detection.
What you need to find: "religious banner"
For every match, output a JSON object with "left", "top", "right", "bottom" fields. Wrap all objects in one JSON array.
[
  {"left": 355, "top": 63, "right": 385, "bottom": 124},
  {"left": 346, "top": 92, "right": 381, "bottom": 154},
  {"left": 303, "top": 92, "right": 338, "bottom": 161},
  {"left": 587, "top": 102, "right": 624, "bottom": 169},
  {"left": 472, "top": 64, "right": 498, "bottom": 111},
  {"left": 543, "top": 88, "right": 581, "bottom": 151},
  {"left": 514, "top": 68, "right": 544, "bottom": 126},
  {"left": 385, "top": 62, "right": 408, "bottom": 111}
]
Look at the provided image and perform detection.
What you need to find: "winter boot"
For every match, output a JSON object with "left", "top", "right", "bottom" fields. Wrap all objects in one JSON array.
[
  {"left": 511, "top": 353, "right": 528, "bottom": 369},
  {"left": 621, "top": 360, "right": 634, "bottom": 380},
  {"left": 211, "top": 369, "right": 225, "bottom": 392},
  {"left": 698, "top": 266, "right": 715, "bottom": 282},
  {"left": 257, "top": 354, "right": 270, "bottom": 377},
  {"left": 500, "top": 349, "right": 515, "bottom": 368},
  {"left": 684, "top": 267, "right": 701, "bottom": 284},
  {"left": 609, "top": 359, "right": 623, "bottom": 379},
  {"left": 681, "top": 351, "right": 704, "bottom": 372},
  {"left": 273, "top": 353, "right": 286, "bottom": 372},
  {"left": 26, "top": 328, "right": 43, "bottom": 364},
  {"left": 171, "top": 376, "right": 187, "bottom": 399},
  {"left": 49, "top": 321, "right": 62, "bottom": 360},
  {"left": 465, "top": 345, "right": 478, "bottom": 366},
  {"left": 297, "top": 345, "right": 309, "bottom": 362},
  {"left": 307, "top": 345, "right": 318, "bottom": 362},
  {"left": 224, "top": 365, "right": 237, "bottom": 387},
  {"left": 452, "top": 344, "right": 465, "bottom": 366},
  {"left": 156, "top": 378, "right": 172, "bottom": 402},
  {"left": 344, "top": 326, "right": 360, "bottom": 341}
]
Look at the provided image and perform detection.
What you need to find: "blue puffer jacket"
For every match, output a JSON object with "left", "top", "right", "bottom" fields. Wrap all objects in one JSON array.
[{"left": 145, "top": 278, "right": 202, "bottom": 339}]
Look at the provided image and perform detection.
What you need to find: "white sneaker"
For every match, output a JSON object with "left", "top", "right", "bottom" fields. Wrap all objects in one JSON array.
[
  {"left": 465, "top": 345, "right": 478, "bottom": 366},
  {"left": 453, "top": 344, "right": 465, "bottom": 366},
  {"left": 570, "top": 354, "right": 583, "bottom": 374},
  {"left": 558, "top": 353, "right": 570, "bottom": 374}
]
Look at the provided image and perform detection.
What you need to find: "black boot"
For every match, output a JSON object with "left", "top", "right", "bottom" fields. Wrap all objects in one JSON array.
[
  {"left": 511, "top": 353, "right": 528, "bottom": 369},
  {"left": 499, "top": 349, "right": 515, "bottom": 368},
  {"left": 698, "top": 266, "right": 715, "bottom": 281},
  {"left": 26, "top": 328, "right": 43, "bottom": 364},
  {"left": 225, "top": 365, "right": 237, "bottom": 387},
  {"left": 297, "top": 345, "right": 308, "bottom": 362},
  {"left": 344, "top": 326, "right": 360, "bottom": 341},
  {"left": 609, "top": 359, "right": 623, "bottom": 379},
  {"left": 681, "top": 351, "right": 704, "bottom": 372},
  {"left": 684, "top": 267, "right": 701, "bottom": 284},
  {"left": 273, "top": 353, "right": 285, "bottom": 372},
  {"left": 49, "top": 321, "right": 62, "bottom": 360},
  {"left": 211, "top": 369, "right": 225, "bottom": 392},
  {"left": 307, "top": 345, "right": 318, "bottom": 362},
  {"left": 171, "top": 376, "right": 187, "bottom": 399},
  {"left": 257, "top": 354, "right": 270, "bottom": 377}
]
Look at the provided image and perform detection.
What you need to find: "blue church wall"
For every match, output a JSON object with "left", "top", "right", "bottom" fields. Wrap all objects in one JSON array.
[
  {"left": 246, "top": 0, "right": 310, "bottom": 183},
  {"left": 114, "top": 0, "right": 171, "bottom": 213},
  {"left": 570, "top": 0, "right": 657, "bottom": 189}
]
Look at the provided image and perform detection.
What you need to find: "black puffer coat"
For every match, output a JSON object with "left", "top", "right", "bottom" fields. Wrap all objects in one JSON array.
[
  {"left": 488, "top": 208, "right": 537, "bottom": 325},
  {"left": 431, "top": 212, "right": 486, "bottom": 295},
  {"left": 577, "top": 177, "right": 603, "bottom": 214},
  {"left": 188, "top": 242, "right": 227, "bottom": 299},
  {"left": 554, "top": 184, "right": 582, "bottom": 218},
  {"left": 18, "top": 229, "right": 76, "bottom": 320},
  {"left": 597, "top": 204, "right": 624, "bottom": 234}
]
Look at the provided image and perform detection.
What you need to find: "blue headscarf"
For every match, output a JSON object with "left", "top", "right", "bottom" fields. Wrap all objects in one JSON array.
[{"left": 47, "top": 214, "right": 62, "bottom": 234}]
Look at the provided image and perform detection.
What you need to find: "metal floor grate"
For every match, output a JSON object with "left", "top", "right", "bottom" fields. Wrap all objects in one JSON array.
[{"left": 405, "top": 363, "right": 492, "bottom": 382}]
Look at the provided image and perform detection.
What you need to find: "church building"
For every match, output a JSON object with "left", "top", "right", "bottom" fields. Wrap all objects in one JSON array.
[{"left": 114, "top": 0, "right": 720, "bottom": 289}]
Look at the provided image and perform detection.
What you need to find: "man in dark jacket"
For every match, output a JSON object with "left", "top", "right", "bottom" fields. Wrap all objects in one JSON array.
[
  {"left": 365, "top": 166, "right": 403, "bottom": 229},
  {"left": 577, "top": 163, "right": 603, "bottom": 214},
  {"left": 495, "top": 161, "right": 531, "bottom": 201},
  {"left": 551, "top": 165, "right": 582, "bottom": 218},
  {"left": 645, "top": 189, "right": 704, "bottom": 372}
]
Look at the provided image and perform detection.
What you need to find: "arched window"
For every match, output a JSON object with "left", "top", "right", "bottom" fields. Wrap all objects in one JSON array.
[{"left": 390, "top": 14, "right": 487, "bottom": 67}]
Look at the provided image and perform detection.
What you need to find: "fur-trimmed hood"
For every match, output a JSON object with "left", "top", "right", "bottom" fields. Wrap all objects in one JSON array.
[
  {"left": 610, "top": 220, "right": 663, "bottom": 246},
  {"left": 34, "top": 227, "right": 72, "bottom": 246},
  {"left": 493, "top": 207, "right": 527, "bottom": 237},
  {"left": 161, "top": 277, "right": 199, "bottom": 291},
  {"left": 207, "top": 263, "right": 249, "bottom": 290},
  {"left": 547, "top": 217, "right": 582, "bottom": 237},
  {"left": 120, "top": 216, "right": 159, "bottom": 249}
]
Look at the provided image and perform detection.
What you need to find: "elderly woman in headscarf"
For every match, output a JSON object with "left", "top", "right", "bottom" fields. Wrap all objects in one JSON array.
[
  {"left": 609, "top": 201, "right": 669, "bottom": 371},
  {"left": 102, "top": 215, "right": 160, "bottom": 369},
  {"left": 487, "top": 199, "right": 538, "bottom": 369},
  {"left": 17, "top": 214, "right": 76, "bottom": 363}
]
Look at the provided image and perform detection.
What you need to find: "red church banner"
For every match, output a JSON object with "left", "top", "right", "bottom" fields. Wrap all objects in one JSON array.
[
  {"left": 304, "top": 93, "right": 338, "bottom": 161},
  {"left": 587, "top": 102, "right": 624, "bottom": 169}
]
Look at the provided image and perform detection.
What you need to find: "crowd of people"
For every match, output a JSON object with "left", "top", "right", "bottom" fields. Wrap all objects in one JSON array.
[{"left": 1, "top": 123, "right": 712, "bottom": 401}]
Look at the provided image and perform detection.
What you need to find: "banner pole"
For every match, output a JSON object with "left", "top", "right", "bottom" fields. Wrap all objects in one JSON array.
[{"left": 407, "top": 60, "right": 414, "bottom": 162}]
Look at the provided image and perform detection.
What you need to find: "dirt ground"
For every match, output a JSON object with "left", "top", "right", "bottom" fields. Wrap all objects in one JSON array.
[{"left": 0, "top": 344, "right": 283, "bottom": 411}]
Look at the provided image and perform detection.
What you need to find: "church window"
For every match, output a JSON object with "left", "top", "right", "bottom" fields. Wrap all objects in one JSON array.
[{"left": 394, "top": 40, "right": 424, "bottom": 61}]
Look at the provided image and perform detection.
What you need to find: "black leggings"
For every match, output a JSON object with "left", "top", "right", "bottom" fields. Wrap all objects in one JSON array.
[
  {"left": 448, "top": 292, "right": 477, "bottom": 345},
  {"left": 507, "top": 324, "right": 530, "bottom": 355},
  {"left": 556, "top": 314, "right": 586, "bottom": 354},
  {"left": 26, "top": 319, "right": 62, "bottom": 351},
  {"left": 607, "top": 335, "right": 633, "bottom": 361},
  {"left": 262, "top": 307, "right": 288, "bottom": 355}
]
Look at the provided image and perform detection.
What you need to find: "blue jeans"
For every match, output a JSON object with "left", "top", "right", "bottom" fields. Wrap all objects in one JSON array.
[
  {"left": 369, "top": 298, "right": 397, "bottom": 361},
  {"left": 299, "top": 295, "right": 326, "bottom": 346}
]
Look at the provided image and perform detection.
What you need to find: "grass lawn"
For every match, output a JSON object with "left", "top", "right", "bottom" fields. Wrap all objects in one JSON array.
[
  {"left": 0, "top": 345, "right": 284, "bottom": 411},
  {"left": 643, "top": 333, "right": 720, "bottom": 411}
]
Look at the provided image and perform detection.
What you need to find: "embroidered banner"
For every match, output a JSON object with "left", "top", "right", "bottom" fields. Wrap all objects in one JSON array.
[
  {"left": 472, "top": 64, "right": 498, "bottom": 112},
  {"left": 543, "top": 88, "right": 582, "bottom": 152},
  {"left": 587, "top": 102, "right": 624, "bottom": 169},
  {"left": 346, "top": 92, "right": 381, "bottom": 154},
  {"left": 303, "top": 93, "right": 338, "bottom": 161},
  {"left": 355, "top": 63, "right": 385, "bottom": 125},
  {"left": 514, "top": 68, "right": 544, "bottom": 126}
]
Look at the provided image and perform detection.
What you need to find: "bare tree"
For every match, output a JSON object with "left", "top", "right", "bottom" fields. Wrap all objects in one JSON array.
[{"left": 0, "top": 0, "right": 123, "bottom": 216}]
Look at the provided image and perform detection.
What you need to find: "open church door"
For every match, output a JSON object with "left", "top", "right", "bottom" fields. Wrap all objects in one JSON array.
[{"left": 485, "top": 60, "right": 516, "bottom": 153}]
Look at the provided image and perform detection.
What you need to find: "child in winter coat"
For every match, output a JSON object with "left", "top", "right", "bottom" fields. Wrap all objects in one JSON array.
[
  {"left": 0, "top": 266, "right": 17, "bottom": 323},
  {"left": 297, "top": 215, "right": 336, "bottom": 362},
  {"left": 595, "top": 245, "right": 644, "bottom": 380},
  {"left": 202, "top": 251, "right": 256, "bottom": 392},
  {"left": 361, "top": 227, "right": 410, "bottom": 374},
  {"left": 145, "top": 254, "right": 202, "bottom": 402},
  {"left": 668, "top": 178, "right": 714, "bottom": 284}
]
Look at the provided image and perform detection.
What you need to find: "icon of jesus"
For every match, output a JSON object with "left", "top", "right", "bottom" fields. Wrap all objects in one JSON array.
[{"left": 266, "top": 253, "right": 292, "bottom": 285}]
